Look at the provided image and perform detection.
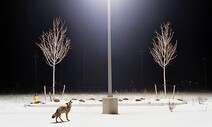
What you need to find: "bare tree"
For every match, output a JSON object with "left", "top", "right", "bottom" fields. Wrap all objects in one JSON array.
[
  {"left": 36, "top": 17, "right": 71, "bottom": 99},
  {"left": 149, "top": 22, "right": 177, "bottom": 97}
]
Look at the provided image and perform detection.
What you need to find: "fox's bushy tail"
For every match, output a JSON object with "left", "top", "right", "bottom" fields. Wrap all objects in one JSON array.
[{"left": 52, "top": 114, "right": 55, "bottom": 118}]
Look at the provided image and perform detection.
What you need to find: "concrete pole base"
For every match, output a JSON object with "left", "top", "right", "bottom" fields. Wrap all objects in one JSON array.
[{"left": 102, "top": 97, "right": 118, "bottom": 114}]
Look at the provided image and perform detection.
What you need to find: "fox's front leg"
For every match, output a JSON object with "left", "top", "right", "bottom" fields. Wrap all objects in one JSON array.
[{"left": 66, "top": 113, "right": 70, "bottom": 121}]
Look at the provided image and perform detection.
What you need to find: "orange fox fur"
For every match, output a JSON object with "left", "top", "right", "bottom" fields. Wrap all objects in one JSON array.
[{"left": 52, "top": 100, "right": 72, "bottom": 122}]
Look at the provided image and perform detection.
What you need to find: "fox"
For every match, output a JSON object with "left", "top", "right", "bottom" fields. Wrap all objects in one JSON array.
[{"left": 52, "top": 100, "right": 72, "bottom": 123}]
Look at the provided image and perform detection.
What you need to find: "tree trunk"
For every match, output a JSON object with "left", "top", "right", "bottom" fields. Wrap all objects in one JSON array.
[
  {"left": 163, "top": 66, "right": 166, "bottom": 98},
  {"left": 52, "top": 64, "right": 55, "bottom": 100}
]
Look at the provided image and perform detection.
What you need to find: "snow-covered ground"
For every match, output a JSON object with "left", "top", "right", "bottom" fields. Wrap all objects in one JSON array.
[{"left": 0, "top": 91, "right": 212, "bottom": 127}]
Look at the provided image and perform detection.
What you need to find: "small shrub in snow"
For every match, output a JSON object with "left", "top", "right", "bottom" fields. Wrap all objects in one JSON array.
[
  {"left": 123, "top": 98, "right": 129, "bottom": 100},
  {"left": 168, "top": 102, "right": 176, "bottom": 112},
  {"left": 178, "top": 98, "right": 183, "bottom": 101},
  {"left": 155, "top": 98, "right": 160, "bottom": 101},
  {"left": 135, "top": 99, "right": 141, "bottom": 101},
  {"left": 148, "top": 101, "right": 151, "bottom": 105},
  {"left": 53, "top": 99, "right": 60, "bottom": 102},
  {"left": 72, "top": 98, "right": 77, "bottom": 100},
  {"left": 197, "top": 96, "right": 207, "bottom": 104},
  {"left": 140, "top": 97, "right": 145, "bottom": 100},
  {"left": 177, "top": 98, "right": 187, "bottom": 104},
  {"left": 79, "top": 99, "right": 85, "bottom": 102},
  {"left": 88, "top": 98, "right": 95, "bottom": 100},
  {"left": 118, "top": 99, "right": 123, "bottom": 101}
]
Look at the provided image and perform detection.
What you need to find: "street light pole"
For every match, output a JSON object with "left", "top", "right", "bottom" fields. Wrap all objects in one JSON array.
[
  {"left": 107, "top": 0, "right": 113, "bottom": 97},
  {"left": 102, "top": 0, "right": 118, "bottom": 114}
]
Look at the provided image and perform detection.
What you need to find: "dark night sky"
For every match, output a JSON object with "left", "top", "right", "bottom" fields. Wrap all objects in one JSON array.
[{"left": 1, "top": 0, "right": 211, "bottom": 92}]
